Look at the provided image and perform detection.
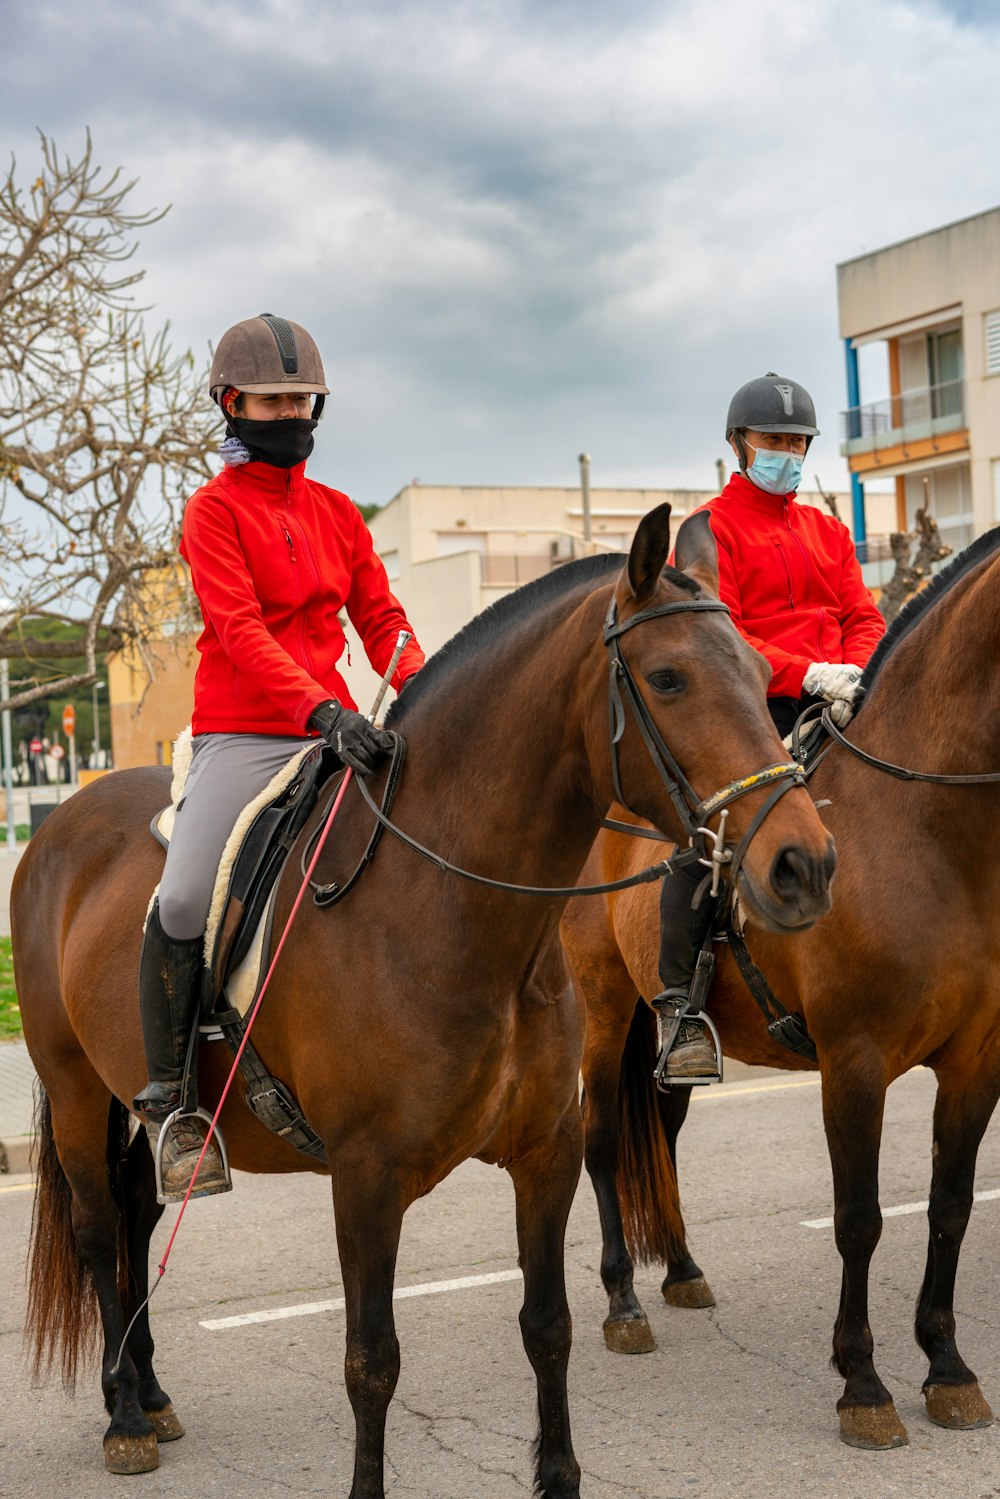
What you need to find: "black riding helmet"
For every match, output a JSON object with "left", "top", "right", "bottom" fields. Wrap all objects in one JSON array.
[{"left": 726, "top": 373, "right": 819, "bottom": 473}]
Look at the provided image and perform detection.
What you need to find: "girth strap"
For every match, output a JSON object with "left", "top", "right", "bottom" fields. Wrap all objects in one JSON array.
[{"left": 725, "top": 922, "right": 818, "bottom": 1064}]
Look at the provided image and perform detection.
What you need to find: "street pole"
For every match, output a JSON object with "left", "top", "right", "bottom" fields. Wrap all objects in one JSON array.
[
  {"left": 92, "top": 679, "right": 101, "bottom": 760},
  {"left": 0, "top": 658, "right": 14, "bottom": 852},
  {"left": 578, "top": 452, "right": 592, "bottom": 554}
]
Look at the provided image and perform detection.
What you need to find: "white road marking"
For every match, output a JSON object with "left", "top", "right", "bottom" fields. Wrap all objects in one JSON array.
[
  {"left": 0, "top": 1180, "right": 34, "bottom": 1194},
  {"left": 200, "top": 1268, "right": 524, "bottom": 1331},
  {"left": 801, "top": 1186, "right": 1000, "bottom": 1231},
  {"left": 693, "top": 1077, "right": 821, "bottom": 1103}
]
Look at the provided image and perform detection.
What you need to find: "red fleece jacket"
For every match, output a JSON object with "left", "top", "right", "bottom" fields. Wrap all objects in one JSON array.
[
  {"left": 181, "top": 460, "right": 425, "bottom": 736},
  {"left": 690, "top": 474, "right": 884, "bottom": 698}
]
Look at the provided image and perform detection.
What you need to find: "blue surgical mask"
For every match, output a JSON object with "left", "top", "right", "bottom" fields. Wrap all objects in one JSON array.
[{"left": 746, "top": 445, "right": 803, "bottom": 496}]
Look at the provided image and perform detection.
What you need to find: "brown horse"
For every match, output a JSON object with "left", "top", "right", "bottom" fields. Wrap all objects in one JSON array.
[
  {"left": 15, "top": 504, "right": 835, "bottom": 1497},
  {"left": 562, "top": 525, "right": 1000, "bottom": 1451}
]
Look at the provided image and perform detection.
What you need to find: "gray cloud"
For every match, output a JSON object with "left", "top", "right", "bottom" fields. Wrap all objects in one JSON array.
[{"left": 3, "top": 0, "right": 998, "bottom": 505}]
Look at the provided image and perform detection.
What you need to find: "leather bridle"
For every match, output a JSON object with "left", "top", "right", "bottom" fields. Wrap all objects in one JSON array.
[
  {"left": 321, "top": 585, "right": 810, "bottom": 903},
  {"left": 602, "top": 593, "right": 807, "bottom": 893}
]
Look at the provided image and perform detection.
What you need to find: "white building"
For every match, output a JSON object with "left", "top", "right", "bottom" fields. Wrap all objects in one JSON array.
[{"left": 838, "top": 206, "right": 1000, "bottom": 556}]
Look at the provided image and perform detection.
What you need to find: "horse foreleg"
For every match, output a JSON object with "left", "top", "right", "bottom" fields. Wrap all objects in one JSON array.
[
  {"left": 508, "top": 1106, "right": 583, "bottom": 1499},
  {"left": 118, "top": 1125, "right": 183, "bottom": 1442},
  {"left": 655, "top": 1086, "right": 714, "bottom": 1309},
  {"left": 583, "top": 1015, "right": 656, "bottom": 1354},
  {"left": 915, "top": 1074, "right": 997, "bottom": 1430},
  {"left": 332, "top": 1175, "right": 404, "bottom": 1499},
  {"left": 823, "top": 1056, "right": 908, "bottom": 1449}
]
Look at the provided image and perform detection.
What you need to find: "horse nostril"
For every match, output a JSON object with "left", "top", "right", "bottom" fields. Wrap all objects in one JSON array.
[{"left": 772, "top": 846, "right": 811, "bottom": 898}]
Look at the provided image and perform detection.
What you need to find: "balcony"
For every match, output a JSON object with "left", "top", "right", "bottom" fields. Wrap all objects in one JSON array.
[{"left": 840, "top": 378, "right": 966, "bottom": 459}]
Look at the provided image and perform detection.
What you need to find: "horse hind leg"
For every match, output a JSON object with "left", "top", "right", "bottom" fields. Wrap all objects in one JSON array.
[
  {"left": 509, "top": 1107, "right": 583, "bottom": 1499},
  {"left": 116, "top": 1119, "right": 184, "bottom": 1442},
  {"left": 28, "top": 1069, "right": 159, "bottom": 1474},
  {"left": 654, "top": 1083, "right": 715, "bottom": 1309},
  {"left": 583, "top": 994, "right": 656, "bottom": 1354},
  {"left": 916, "top": 1074, "right": 997, "bottom": 1431}
]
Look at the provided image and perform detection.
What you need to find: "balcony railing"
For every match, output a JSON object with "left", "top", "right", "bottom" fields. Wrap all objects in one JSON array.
[{"left": 840, "top": 378, "right": 966, "bottom": 456}]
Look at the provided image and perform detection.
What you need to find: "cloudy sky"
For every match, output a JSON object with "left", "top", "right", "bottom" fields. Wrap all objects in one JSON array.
[{"left": 4, "top": 0, "right": 998, "bottom": 507}]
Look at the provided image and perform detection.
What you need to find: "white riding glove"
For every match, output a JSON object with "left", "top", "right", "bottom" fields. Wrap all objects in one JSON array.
[{"left": 802, "top": 662, "right": 863, "bottom": 727}]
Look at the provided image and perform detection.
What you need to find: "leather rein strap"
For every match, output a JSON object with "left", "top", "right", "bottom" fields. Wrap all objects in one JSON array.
[
  {"left": 819, "top": 704, "right": 1000, "bottom": 785},
  {"left": 330, "top": 589, "right": 806, "bottom": 903}
]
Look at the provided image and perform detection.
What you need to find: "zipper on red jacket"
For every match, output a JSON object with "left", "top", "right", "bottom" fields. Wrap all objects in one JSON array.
[
  {"left": 774, "top": 541, "right": 795, "bottom": 609},
  {"left": 282, "top": 472, "right": 319, "bottom": 682}
]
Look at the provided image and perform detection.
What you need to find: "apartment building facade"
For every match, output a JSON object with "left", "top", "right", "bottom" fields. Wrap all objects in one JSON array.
[{"left": 838, "top": 207, "right": 1000, "bottom": 555}]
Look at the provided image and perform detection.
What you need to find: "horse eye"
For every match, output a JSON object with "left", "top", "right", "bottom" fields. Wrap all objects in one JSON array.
[{"left": 648, "top": 668, "right": 685, "bottom": 695}]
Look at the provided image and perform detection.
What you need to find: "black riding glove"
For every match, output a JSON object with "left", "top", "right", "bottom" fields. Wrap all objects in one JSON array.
[{"left": 307, "top": 700, "right": 393, "bottom": 776}]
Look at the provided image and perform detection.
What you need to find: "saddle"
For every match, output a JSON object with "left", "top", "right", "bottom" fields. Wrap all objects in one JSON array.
[{"left": 150, "top": 735, "right": 343, "bottom": 1165}]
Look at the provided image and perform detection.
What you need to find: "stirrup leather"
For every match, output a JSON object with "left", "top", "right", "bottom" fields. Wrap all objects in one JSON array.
[
  {"left": 150, "top": 1106, "right": 233, "bottom": 1205},
  {"left": 652, "top": 997, "right": 723, "bottom": 1090}
]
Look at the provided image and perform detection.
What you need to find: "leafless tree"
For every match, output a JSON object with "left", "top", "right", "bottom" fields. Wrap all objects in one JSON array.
[{"left": 0, "top": 131, "right": 218, "bottom": 711}]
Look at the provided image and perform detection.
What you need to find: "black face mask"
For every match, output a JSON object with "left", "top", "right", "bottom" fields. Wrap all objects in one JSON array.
[{"left": 230, "top": 416, "right": 318, "bottom": 469}]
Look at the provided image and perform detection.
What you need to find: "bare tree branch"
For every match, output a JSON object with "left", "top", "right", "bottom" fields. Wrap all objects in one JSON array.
[{"left": 0, "top": 132, "right": 218, "bottom": 712}]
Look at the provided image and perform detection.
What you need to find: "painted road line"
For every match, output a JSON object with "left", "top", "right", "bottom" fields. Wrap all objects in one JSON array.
[
  {"left": 201, "top": 1268, "right": 524, "bottom": 1331},
  {"left": 801, "top": 1186, "right": 1000, "bottom": 1231},
  {"left": 0, "top": 1181, "right": 34, "bottom": 1194},
  {"left": 693, "top": 1077, "right": 821, "bottom": 1102}
]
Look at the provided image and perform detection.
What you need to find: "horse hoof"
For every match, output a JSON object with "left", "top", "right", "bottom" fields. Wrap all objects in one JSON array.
[
  {"left": 603, "top": 1315, "right": 656, "bottom": 1354},
  {"left": 103, "top": 1430, "right": 160, "bottom": 1474},
  {"left": 838, "top": 1403, "right": 908, "bottom": 1449},
  {"left": 924, "top": 1382, "right": 995, "bottom": 1430},
  {"left": 662, "top": 1276, "right": 716, "bottom": 1309},
  {"left": 144, "top": 1402, "right": 185, "bottom": 1441}
]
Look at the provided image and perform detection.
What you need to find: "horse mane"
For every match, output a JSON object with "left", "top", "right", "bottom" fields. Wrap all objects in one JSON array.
[
  {"left": 856, "top": 525, "right": 1000, "bottom": 705},
  {"left": 387, "top": 551, "right": 700, "bottom": 725}
]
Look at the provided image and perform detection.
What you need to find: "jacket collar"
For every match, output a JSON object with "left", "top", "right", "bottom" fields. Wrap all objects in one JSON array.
[
  {"left": 220, "top": 459, "right": 310, "bottom": 500},
  {"left": 720, "top": 470, "right": 798, "bottom": 516}
]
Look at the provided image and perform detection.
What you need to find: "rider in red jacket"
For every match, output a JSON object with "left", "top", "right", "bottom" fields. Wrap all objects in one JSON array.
[
  {"left": 655, "top": 373, "right": 884, "bottom": 1083},
  {"left": 132, "top": 314, "right": 425, "bottom": 1198}
]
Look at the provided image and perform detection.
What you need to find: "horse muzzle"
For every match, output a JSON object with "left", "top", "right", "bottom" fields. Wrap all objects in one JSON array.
[{"left": 736, "top": 835, "right": 837, "bottom": 933}]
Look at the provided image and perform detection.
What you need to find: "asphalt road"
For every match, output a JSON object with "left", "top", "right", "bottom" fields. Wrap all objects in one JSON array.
[{"left": 3, "top": 1066, "right": 999, "bottom": 1498}]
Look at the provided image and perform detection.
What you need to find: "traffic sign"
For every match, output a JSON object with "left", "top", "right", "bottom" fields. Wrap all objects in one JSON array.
[
  {"left": 62, "top": 704, "right": 76, "bottom": 736},
  {"left": 50, "top": 744, "right": 65, "bottom": 760}
]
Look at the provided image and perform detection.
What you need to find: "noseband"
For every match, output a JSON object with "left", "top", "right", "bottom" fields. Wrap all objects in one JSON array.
[{"left": 603, "top": 593, "right": 807, "bottom": 891}]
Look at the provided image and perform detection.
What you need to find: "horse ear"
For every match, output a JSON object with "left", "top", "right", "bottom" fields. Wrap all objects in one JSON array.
[
  {"left": 673, "top": 511, "right": 720, "bottom": 597},
  {"left": 627, "top": 502, "right": 672, "bottom": 602}
]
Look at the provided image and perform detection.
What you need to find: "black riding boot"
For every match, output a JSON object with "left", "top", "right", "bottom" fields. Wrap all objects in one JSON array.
[
  {"left": 652, "top": 862, "right": 720, "bottom": 1082},
  {"left": 132, "top": 900, "right": 229, "bottom": 1199}
]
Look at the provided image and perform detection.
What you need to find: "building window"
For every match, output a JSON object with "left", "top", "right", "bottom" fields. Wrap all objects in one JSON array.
[
  {"left": 986, "top": 311, "right": 1000, "bottom": 376},
  {"left": 906, "top": 463, "right": 972, "bottom": 551}
]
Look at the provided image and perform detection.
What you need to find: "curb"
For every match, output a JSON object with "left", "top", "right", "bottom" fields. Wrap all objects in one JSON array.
[{"left": 0, "top": 1136, "right": 34, "bottom": 1174}]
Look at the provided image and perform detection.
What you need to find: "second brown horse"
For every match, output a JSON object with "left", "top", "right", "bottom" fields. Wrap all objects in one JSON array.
[{"left": 563, "top": 525, "right": 1000, "bottom": 1451}]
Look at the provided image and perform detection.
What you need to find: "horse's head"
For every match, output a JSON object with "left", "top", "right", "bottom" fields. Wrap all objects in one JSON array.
[{"left": 597, "top": 502, "right": 836, "bottom": 932}]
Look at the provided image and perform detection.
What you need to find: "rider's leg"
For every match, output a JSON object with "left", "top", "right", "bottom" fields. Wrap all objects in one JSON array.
[
  {"left": 133, "top": 733, "right": 310, "bottom": 1197},
  {"left": 653, "top": 862, "right": 719, "bottom": 1080}
]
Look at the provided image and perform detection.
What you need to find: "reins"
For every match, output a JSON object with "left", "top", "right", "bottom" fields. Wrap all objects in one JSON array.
[
  {"left": 333, "top": 590, "right": 808, "bottom": 903},
  {"left": 818, "top": 704, "right": 1000, "bottom": 785}
]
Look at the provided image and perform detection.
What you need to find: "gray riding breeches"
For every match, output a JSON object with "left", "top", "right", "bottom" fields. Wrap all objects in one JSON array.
[{"left": 157, "top": 732, "right": 313, "bottom": 941}]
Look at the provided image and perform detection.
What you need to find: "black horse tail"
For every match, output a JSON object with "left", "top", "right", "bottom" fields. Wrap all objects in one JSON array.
[
  {"left": 24, "top": 1084, "right": 130, "bottom": 1389},
  {"left": 614, "top": 999, "right": 690, "bottom": 1266}
]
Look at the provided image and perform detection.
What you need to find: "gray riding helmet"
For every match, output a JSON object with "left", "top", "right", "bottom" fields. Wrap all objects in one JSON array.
[{"left": 725, "top": 373, "right": 819, "bottom": 445}]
